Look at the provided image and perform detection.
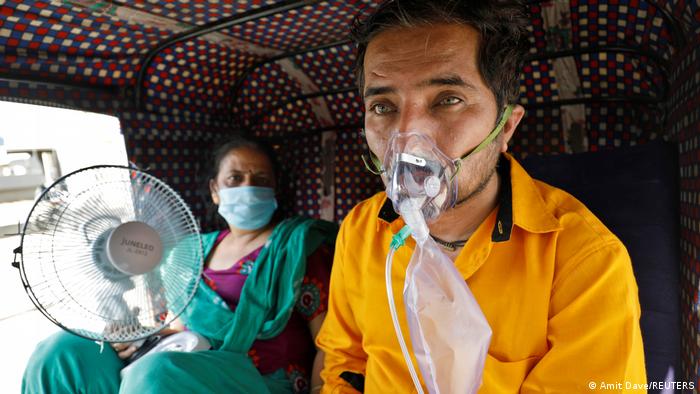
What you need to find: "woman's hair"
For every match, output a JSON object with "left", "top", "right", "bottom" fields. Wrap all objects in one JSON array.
[
  {"left": 199, "top": 134, "right": 283, "bottom": 230},
  {"left": 351, "top": 0, "right": 531, "bottom": 111}
]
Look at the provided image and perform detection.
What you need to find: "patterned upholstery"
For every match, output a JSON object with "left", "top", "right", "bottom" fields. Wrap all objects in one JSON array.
[{"left": 668, "top": 33, "right": 700, "bottom": 388}]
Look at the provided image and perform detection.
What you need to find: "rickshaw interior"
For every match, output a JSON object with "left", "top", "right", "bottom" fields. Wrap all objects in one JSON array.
[{"left": 1, "top": 0, "right": 699, "bottom": 391}]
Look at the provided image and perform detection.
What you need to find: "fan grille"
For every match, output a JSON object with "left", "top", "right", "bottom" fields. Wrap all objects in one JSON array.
[{"left": 19, "top": 166, "right": 203, "bottom": 342}]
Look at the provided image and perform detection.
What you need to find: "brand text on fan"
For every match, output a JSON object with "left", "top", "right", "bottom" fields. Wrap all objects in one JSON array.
[{"left": 120, "top": 238, "right": 155, "bottom": 252}]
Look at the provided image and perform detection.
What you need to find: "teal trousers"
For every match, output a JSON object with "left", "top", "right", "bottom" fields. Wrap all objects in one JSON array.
[{"left": 23, "top": 331, "right": 293, "bottom": 394}]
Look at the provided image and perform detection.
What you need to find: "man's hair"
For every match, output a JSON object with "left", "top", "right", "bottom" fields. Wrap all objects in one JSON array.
[{"left": 351, "top": 0, "right": 531, "bottom": 110}]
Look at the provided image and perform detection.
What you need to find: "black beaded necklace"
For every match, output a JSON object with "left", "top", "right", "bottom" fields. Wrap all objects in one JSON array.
[{"left": 430, "top": 234, "right": 468, "bottom": 251}]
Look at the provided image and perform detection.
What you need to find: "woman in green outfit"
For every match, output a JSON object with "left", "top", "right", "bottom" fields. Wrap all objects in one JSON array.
[{"left": 22, "top": 136, "right": 338, "bottom": 394}]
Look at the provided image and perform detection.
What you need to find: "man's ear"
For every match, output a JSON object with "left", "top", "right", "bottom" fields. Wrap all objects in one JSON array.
[
  {"left": 499, "top": 104, "right": 525, "bottom": 153},
  {"left": 209, "top": 179, "right": 220, "bottom": 205}
]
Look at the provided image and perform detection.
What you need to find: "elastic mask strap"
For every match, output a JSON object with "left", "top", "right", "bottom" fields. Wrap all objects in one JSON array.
[
  {"left": 361, "top": 151, "right": 384, "bottom": 175},
  {"left": 451, "top": 104, "right": 514, "bottom": 178},
  {"left": 360, "top": 128, "right": 385, "bottom": 175}
]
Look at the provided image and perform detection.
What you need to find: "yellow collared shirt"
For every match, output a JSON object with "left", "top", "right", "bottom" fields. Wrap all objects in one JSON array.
[{"left": 317, "top": 154, "right": 646, "bottom": 393}]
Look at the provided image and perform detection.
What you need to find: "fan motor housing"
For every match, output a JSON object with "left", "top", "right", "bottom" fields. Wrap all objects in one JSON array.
[{"left": 106, "top": 221, "right": 164, "bottom": 275}]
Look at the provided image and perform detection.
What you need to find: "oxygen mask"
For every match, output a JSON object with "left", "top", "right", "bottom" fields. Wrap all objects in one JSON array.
[{"left": 382, "top": 131, "right": 458, "bottom": 225}]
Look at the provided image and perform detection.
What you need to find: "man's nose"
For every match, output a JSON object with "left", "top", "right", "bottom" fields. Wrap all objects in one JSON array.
[{"left": 395, "top": 102, "right": 438, "bottom": 137}]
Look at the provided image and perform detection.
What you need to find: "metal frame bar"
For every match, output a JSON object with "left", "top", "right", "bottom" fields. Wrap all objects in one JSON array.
[
  {"left": 134, "top": 0, "right": 323, "bottom": 108},
  {"left": 523, "top": 96, "right": 663, "bottom": 109}
]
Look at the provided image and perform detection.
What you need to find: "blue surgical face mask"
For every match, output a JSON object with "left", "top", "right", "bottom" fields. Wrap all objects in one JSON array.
[{"left": 217, "top": 186, "right": 278, "bottom": 230}]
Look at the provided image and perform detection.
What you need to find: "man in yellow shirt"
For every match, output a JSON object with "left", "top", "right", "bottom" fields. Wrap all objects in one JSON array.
[{"left": 316, "top": 0, "right": 646, "bottom": 392}]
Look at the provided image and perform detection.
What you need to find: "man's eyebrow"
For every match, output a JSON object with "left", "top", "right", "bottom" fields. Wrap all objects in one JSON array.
[
  {"left": 364, "top": 75, "right": 477, "bottom": 97},
  {"left": 363, "top": 86, "right": 395, "bottom": 98},
  {"left": 420, "top": 74, "right": 477, "bottom": 90}
]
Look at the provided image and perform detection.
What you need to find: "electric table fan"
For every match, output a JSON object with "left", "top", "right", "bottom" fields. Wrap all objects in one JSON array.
[{"left": 12, "top": 165, "right": 204, "bottom": 344}]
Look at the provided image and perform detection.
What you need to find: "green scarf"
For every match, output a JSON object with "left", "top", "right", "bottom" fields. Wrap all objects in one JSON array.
[{"left": 179, "top": 217, "right": 338, "bottom": 352}]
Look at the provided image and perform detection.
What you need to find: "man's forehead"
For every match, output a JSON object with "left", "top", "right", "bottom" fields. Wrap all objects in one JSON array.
[
  {"left": 363, "top": 23, "right": 482, "bottom": 92},
  {"left": 365, "top": 23, "right": 478, "bottom": 61}
]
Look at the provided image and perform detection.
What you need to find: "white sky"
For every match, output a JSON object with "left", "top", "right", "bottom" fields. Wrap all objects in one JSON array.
[{"left": 0, "top": 100, "right": 128, "bottom": 174}]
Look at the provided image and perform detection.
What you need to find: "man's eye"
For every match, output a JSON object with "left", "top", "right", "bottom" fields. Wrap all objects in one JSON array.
[
  {"left": 439, "top": 96, "right": 462, "bottom": 106},
  {"left": 229, "top": 175, "right": 244, "bottom": 182},
  {"left": 370, "top": 103, "right": 394, "bottom": 115}
]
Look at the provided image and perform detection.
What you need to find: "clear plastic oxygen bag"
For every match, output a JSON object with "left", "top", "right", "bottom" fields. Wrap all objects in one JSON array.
[{"left": 400, "top": 202, "right": 492, "bottom": 394}]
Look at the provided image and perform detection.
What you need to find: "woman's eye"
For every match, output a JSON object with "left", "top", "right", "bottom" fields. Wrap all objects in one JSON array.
[
  {"left": 370, "top": 103, "right": 394, "bottom": 115},
  {"left": 229, "top": 175, "right": 244, "bottom": 183}
]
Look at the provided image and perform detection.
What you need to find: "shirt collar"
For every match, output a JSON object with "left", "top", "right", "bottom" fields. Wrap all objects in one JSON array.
[
  {"left": 377, "top": 153, "right": 561, "bottom": 240},
  {"left": 506, "top": 152, "right": 562, "bottom": 235}
]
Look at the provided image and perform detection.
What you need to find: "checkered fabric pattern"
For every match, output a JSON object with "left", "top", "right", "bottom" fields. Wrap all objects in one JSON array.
[
  {"left": 114, "top": 0, "right": 280, "bottom": 26},
  {"left": 272, "top": 133, "right": 324, "bottom": 218},
  {"left": 236, "top": 62, "right": 305, "bottom": 131},
  {"left": 0, "top": 0, "right": 166, "bottom": 86},
  {"left": 334, "top": 128, "right": 384, "bottom": 220},
  {"left": 0, "top": 79, "right": 120, "bottom": 113},
  {"left": 510, "top": 107, "right": 566, "bottom": 159},
  {"left": 528, "top": 2, "right": 549, "bottom": 53},
  {"left": 141, "top": 38, "right": 258, "bottom": 117},
  {"left": 120, "top": 110, "right": 232, "bottom": 231},
  {"left": 586, "top": 101, "right": 661, "bottom": 150},
  {"left": 653, "top": 0, "right": 700, "bottom": 35},
  {"left": 570, "top": 0, "right": 674, "bottom": 61},
  {"left": 667, "top": 34, "right": 700, "bottom": 386},
  {"left": 520, "top": 60, "right": 559, "bottom": 104},
  {"left": 326, "top": 90, "right": 363, "bottom": 125},
  {"left": 292, "top": 43, "right": 356, "bottom": 92},
  {"left": 250, "top": 96, "right": 322, "bottom": 137},
  {"left": 223, "top": 1, "right": 376, "bottom": 51},
  {"left": 576, "top": 51, "right": 664, "bottom": 98}
]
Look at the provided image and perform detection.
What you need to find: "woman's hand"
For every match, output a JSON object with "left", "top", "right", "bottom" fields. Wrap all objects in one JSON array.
[
  {"left": 110, "top": 325, "right": 183, "bottom": 360},
  {"left": 111, "top": 341, "right": 141, "bottom": 360}
]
